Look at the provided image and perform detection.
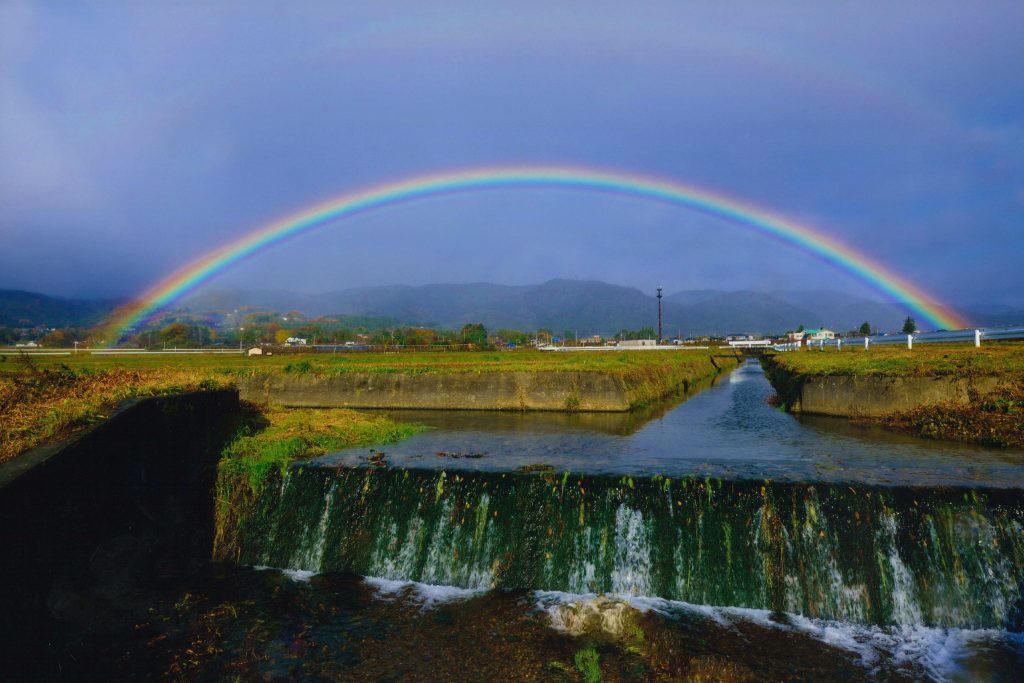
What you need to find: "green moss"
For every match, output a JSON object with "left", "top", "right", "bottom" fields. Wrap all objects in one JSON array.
[
  {"left": 283, "top": 359, "right": 313, "bottom": 374},
  {"left": 218, "top": 405, "right": 424, "bottom": 495},
  {"left": 212, "top": 404, "right": 424, "bottom": 560},
  {"left": 564, "top": 391, "right": 581, "bottom": 412},
  {"left": 574, "top": 646, "right": 601, "bottom": 683}
]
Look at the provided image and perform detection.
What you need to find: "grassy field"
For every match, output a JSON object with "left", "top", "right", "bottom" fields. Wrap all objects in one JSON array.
[
  {"left": 766, "top": 342, "right": 1024, "bottom": 447},
  {"left": 765, "top": 342, "right": 1024, "bottom": 378},
  {"left": 0, "top": 349, "right": 734, "bottom": 375},
  {"left": 0, "top": 349, "right": 737, "bottom": 463}
]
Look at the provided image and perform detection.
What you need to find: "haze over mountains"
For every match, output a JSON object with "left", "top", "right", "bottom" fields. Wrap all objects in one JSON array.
[
  {"left": 180, "top": 280, "right": 1004, "bottom": 336},
  {"left": 0, "top": 290, "right": 124, "bottom": 329},
  {"left": 4, "top": 280, "right": 1021, "bottom": 336}
]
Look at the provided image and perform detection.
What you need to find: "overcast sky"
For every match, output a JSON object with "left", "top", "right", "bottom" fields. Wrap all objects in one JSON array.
[{"left": 2, "top": 1, "right": 1022, "bottom": 308}]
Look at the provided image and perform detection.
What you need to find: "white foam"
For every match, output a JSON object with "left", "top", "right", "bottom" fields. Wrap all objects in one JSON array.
[
  {"left": 242, "top": 568, "right": 1020, "bottom": 679},
  {"left": 532, "top": 589, "right": 1024, "bottom": 682},
  {"left": 534, "top": 590, "right": 730, "bottom": 628},
  {"left": 252, "top": 565, "right": 317, "bottom": 582},
  {"left": 363, "top": 576, "right": 483, "bottom": 608}
]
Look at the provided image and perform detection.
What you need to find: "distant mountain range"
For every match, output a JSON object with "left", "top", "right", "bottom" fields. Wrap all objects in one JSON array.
[
  {"left": 0, "top": 290, "right": 122, "bottom": 328},
  {"left": 181, "top": 280, "right": 1024, "bottom": 336},
  {"left": 4, "top": 282, "right": 1022, "bottom": 335}
]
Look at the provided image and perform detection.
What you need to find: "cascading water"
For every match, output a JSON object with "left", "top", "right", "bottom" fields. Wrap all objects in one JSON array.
[{"left": 231, "top": 465, "right": 1024, "bottom": 630}]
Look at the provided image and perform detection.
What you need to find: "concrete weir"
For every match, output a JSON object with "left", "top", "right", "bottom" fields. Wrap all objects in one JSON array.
[{"left": 221, "top": 464, "right": 1024, "bottom": 630}]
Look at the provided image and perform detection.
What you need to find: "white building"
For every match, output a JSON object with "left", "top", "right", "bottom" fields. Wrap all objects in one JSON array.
[{"left": 804, "top": 328, "right": 836, "bottom": 341}]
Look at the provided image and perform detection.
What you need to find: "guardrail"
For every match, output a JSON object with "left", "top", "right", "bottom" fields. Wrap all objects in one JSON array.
[{"left": 776, "top": 325, "right": 1024, "bottom": 351}]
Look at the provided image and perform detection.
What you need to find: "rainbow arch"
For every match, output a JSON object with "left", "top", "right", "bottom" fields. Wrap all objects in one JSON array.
[{"left": 101, "top": 166, "right": 966, "bottom": 340}]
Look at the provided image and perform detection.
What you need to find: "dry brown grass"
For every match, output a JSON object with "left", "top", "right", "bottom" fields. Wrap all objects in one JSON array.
[
  {"left": 881, "top": 383, "right": 1024, "bottom": 448},
  {"left": 0, "top": 356, "right": 231, "bottom": 463}
]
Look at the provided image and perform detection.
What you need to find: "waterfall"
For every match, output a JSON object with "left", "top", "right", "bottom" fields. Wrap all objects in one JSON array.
[{"left": 229, "top": 465, "right": 1024, "bottom": 629}]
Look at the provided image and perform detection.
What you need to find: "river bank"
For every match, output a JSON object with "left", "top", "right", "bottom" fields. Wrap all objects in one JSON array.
[
  {"left": 0, "top": 349, "right": 740, "bottom": 463},
  {"left": 761, "top": 345, "right": 1024, "bottom": 447},
  {"left": 237, "top": 349, "right": 740, "bottom": 411}
]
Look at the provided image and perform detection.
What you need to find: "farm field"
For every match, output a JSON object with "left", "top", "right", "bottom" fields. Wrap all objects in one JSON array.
[{"left": 765, "top": 342, "right": 1024, "bottom": 378}]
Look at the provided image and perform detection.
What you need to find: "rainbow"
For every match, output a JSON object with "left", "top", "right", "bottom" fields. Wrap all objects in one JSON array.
[{"left": 100, "top": 165, "right": 966, "bottom": 341}]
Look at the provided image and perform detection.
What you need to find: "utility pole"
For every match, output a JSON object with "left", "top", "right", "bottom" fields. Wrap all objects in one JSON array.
[{"left": 656, "top": 287, "right": 663, "bottom": 344}]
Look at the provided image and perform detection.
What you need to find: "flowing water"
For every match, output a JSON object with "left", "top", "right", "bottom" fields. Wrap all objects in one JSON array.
[
  {"left": 317, "top": 359, "right": 1024, "bottom": 488},
  {"left": 207, "top": 359, "right": 1024, "bottom": 680}
]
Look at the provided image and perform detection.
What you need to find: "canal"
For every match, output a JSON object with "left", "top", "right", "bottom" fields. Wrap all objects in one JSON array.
[{"left": 23, "top": 360, "right": 1024, "bottom": 681}]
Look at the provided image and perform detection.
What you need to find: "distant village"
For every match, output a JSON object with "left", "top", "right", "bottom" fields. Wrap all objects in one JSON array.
[{"left": 5, "top": 303, "right": 879, "bottom": 353}]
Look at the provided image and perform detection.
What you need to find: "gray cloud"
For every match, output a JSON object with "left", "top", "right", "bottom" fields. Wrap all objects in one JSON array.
[{"left": 1, "top": 1, "right": 1022, "bottom": 306}]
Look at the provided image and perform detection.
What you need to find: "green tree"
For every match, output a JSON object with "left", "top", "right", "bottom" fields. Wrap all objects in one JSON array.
[
  {"left": 859, "top": 321, "right": 871, "bottom": 336},
  {"left": 460, "top": 323, "right": 488, "bottom": 347},
  {"left": 495, "top": 328, "right": 529, "bottom": 345},
  {"left": 158, "top": 322, "right": 192, "bottom": 347},
  {"left": 796, "top": 324, "right": 805, "bottom": 333},
  {"left": 39, "top": 329, "right": 66, "bottom": 347},
  {"left": 615, "top": 326, "right": 656, "bottom": 341},
  {"left": 902, "top": 316, "right": 916, "bottom": 334}
]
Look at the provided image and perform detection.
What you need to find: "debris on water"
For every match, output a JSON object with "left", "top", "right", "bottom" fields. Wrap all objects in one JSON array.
[
  {"left": 367, "top": 450, "right": 387, "bottom": 466},
  {"left": 436, "top": 451, "right": 486, "bottom": 459},
  {"left": 516, "top": 463, "right": 555, "bottom": 474}
]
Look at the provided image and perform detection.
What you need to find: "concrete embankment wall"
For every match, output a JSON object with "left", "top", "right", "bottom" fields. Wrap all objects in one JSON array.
[
  {"left": 0, "top": 391, "right": 242, "bottom": 676},
  {"left": 238, "top": 356, "right": 740, "bottom": 412},
  {"left": 761, "top": 355, "right": 1008, "bottom": 417},
  {"left": 240, "top": 371, "right": 629, "bottom": 411}
]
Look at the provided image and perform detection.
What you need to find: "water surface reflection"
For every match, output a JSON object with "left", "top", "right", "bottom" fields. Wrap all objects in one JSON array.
[{"left": 318, "top": 359, "right": 1024, "bottom": 488}]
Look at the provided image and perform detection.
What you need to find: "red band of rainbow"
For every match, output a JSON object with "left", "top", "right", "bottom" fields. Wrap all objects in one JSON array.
[{"left": 100, "top": 165, "right": 967, "bottom": 342}]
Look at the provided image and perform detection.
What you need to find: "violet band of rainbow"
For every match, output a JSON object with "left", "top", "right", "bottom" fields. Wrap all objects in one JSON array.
[{"left": 100, "top": 166, "right": 966, "bottom": 341}]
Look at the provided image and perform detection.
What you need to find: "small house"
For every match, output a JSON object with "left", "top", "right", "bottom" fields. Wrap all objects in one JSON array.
[{"left": 804, "top": 329, "right": 836, "bottom": 341}]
